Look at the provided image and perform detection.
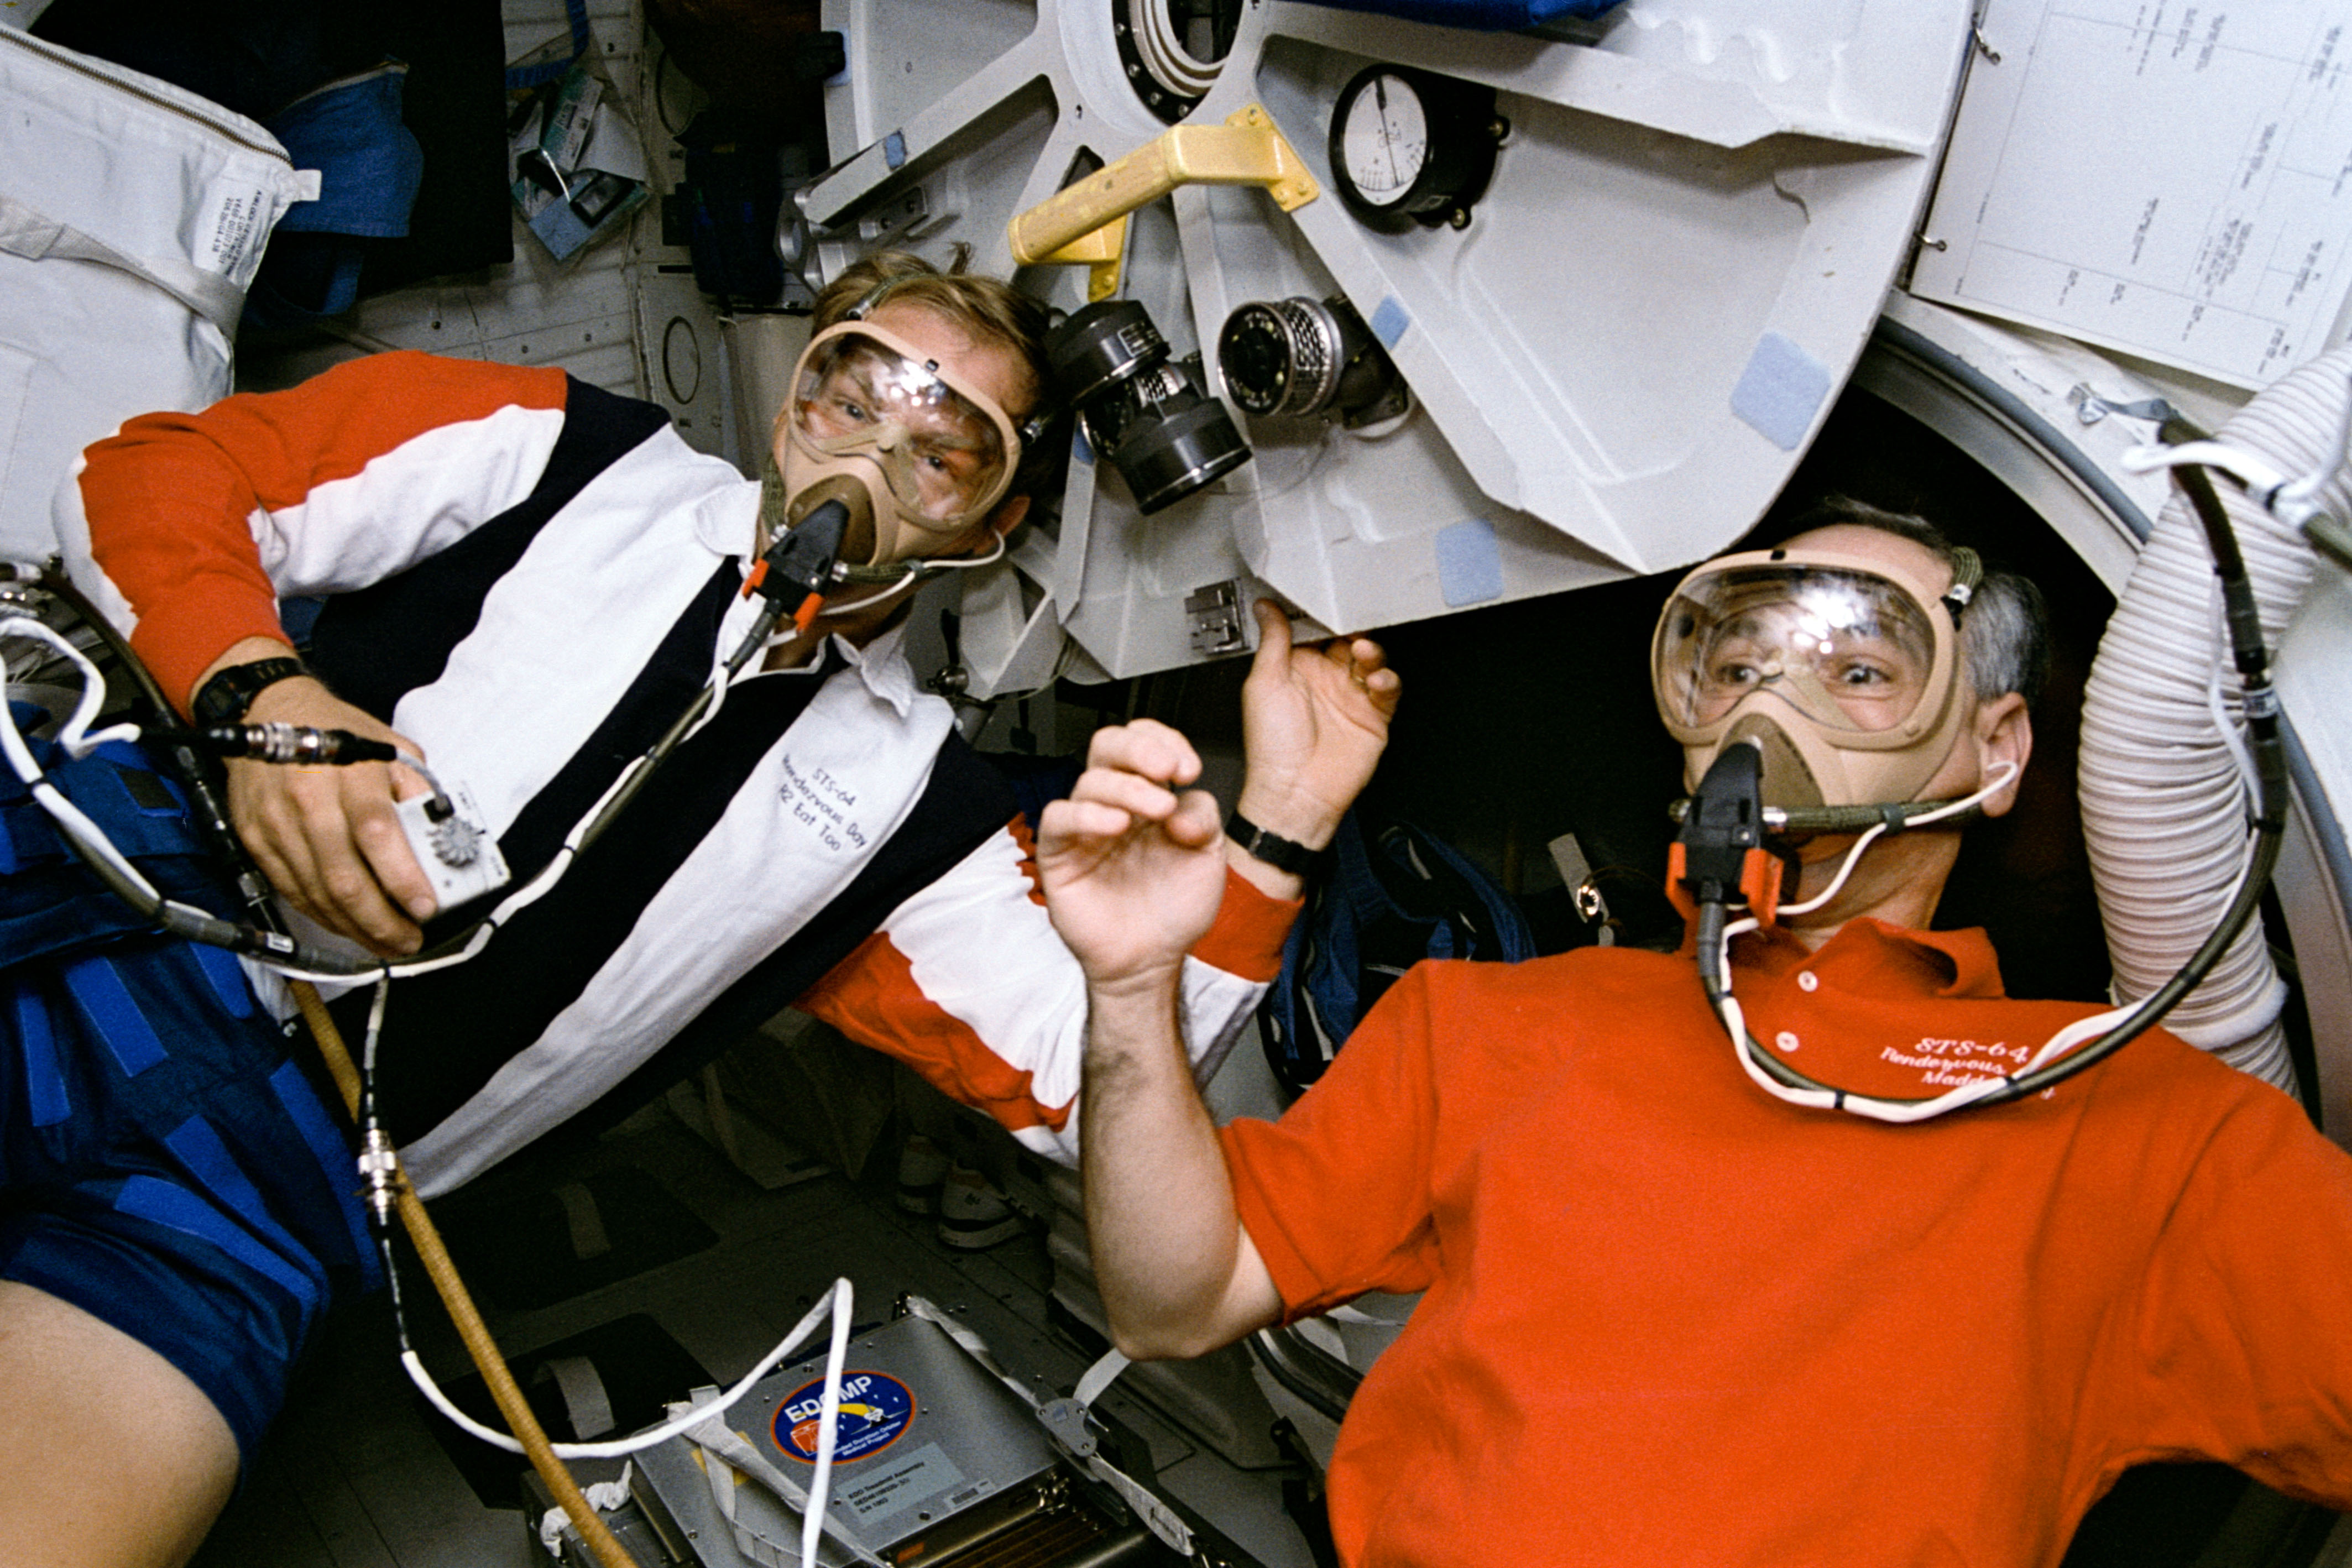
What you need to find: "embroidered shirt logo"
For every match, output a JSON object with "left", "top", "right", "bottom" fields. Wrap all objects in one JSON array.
[{"left": 1881, "top": 1036, "right": 2029, "bottom": 1088}]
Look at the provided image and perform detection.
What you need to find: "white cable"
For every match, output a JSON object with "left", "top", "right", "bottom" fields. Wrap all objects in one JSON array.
[
  {"left": 1, "top": 618, "right": 141, "bottom": 758},
  {"left": 2121, "top": 437, "right": 2291, "bottom": 496},
  {"left": 1773, "top": 762, "right": 2020, "bottom": 918},
  {"left": 1771, "top": 824, "right": 1889, "bottom": 918},
  {"left": 781, "top": 530, "right": 1013, "bottom": 642},
  {"left": 799, "top": 1276, "right": 855, "bottom": 1568},
  {"left": 2, "top": 619, "right": 168, "bottom": 902},
  {"left": 403, "top": 1277, "right": 855, "bottom": 1466},
  {"left": 2201, "top": 581, "right": 2260, "bottom": 802}
]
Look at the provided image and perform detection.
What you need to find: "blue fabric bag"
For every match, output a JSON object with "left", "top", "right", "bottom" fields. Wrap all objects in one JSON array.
[
  {"left": 1259, "top": 811, "right": 1534, "bottom": 1098},
  {"left": 0, "top": 725, "right": 238, "bottom": 972}
]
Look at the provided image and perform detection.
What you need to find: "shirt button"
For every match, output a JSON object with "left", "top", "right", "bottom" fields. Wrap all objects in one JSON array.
[
  {"left": 1775, "top": 1030, "right": 1801, "bottom": 1052},
  {"left": 1796, "top": 971, "right": 1820, "bottom": 993}
]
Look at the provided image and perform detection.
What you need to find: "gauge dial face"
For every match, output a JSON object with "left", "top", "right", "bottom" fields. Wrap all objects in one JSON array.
[{"left": 1339, "top": 72, "right": 1429, "bottom": 210}]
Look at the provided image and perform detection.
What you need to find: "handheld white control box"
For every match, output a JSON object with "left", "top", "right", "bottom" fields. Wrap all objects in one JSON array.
[{"left": 394, "top": 780, "right": 510, "bottom": 910}]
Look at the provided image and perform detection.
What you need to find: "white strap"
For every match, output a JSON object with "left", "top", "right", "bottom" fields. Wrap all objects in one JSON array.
[
  {"left": 550, "top": 1181, "right": 612, "bottom": 1259},
  {"left": 536, "top": 1355, "right": 615, "bottom": 1441},
  {"left": 0, "top": 192, "right": 245, "bottom": 334},
  {"left": 900, "top": 1302, "right": 1193, "bottom": 1558},
  {"left": 1072, "top": 1347, "right": 1130, "bottom": 1410},
  {"left": 672, "top": 1388, "right": 887, "bottom": 1568}
]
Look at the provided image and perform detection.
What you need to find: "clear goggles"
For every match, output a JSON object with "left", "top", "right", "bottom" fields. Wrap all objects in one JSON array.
[
  {"left": 781, "top": 321, "right": 1021, "bottom": 531},
  {"left": 1652, "top": 549, "right": 1963, "bottom": 749}
]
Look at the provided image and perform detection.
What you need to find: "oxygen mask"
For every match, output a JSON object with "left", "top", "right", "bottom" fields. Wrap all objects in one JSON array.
[
  {"left": 766, "top": 320, "right": 1022, "bottom": 577},
  {"left": 1653, "top": 546, "right": 1978, "bottom": 819}
]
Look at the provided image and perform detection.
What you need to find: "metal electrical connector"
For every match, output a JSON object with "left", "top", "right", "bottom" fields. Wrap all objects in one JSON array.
[
  {"left": 195, "top": 722, "right": 402, "bottom": 766},
  {"left": 744, "top": 496, "right": 851, "bottom": 633},
  {"left": 1668, "top": 741, "right": 1786, "bottom": 930}
]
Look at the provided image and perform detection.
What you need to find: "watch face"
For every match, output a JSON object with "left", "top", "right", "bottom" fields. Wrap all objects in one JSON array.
[{"left": 1339, "top": 72, "right": 1428, "bottom": 210}]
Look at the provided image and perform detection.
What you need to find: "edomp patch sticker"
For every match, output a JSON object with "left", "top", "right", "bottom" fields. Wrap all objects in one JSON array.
[{"left": 772, "top": 1371, "right": 915, "bottom": 1464}]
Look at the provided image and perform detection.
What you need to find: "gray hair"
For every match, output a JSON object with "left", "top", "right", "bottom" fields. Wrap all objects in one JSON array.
[{"left": 1778, "top": 496, "right": 2051, "bottom": 707}]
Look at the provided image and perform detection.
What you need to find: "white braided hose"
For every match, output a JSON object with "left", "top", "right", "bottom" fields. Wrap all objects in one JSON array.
[{"left": 2079, "top": 347, "right": 2352, "bottom": 1089}]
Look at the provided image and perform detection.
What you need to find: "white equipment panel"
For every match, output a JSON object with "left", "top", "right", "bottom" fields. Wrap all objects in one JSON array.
[{"left": 803, "top": 0, "right": 1975, "bottom": 690}]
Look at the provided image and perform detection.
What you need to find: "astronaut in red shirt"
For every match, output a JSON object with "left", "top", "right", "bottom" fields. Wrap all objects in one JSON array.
[{"left": 1037, "top": 503, "right": 2352, "bottom": 1567}]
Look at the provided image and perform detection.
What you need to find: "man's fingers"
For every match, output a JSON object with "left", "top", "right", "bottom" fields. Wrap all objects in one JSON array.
[
  {"left": 1316, "top": 633, "right": 1401, "bottom": 714},
  {"left": 1069, "top": 764, "right": 1188, "bottom": 825},
  {"left": 232, "top": 760, "right": 426, "bottom": 954},
  {"left": 1168, "top": 788, "right": 1223, "bottom": 848},
  {"left": 1042, "top": 781, "right": 1222, "bottom": 857},
  {"left": 347, "top": 782, "right": 437, "bottom": 926},
  {"left": 1085, "top": 719, "right": 1203, "bottom": 789},
  {"left": 386, "top": 754, "right": 434, "bottom": 803},
  {"left": 1040, "top": 796, "right": 1144, "bottom": 849},
  {"left": 1248, "top": 599, "right": 1293, "bottom": 682}
]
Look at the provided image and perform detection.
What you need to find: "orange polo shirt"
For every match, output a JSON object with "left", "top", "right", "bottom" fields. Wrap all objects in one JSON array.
[{"left": 1222, "top": 919, "right": 2352, "bottom": 1567}]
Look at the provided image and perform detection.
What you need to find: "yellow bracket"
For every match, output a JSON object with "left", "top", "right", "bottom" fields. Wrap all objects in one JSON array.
[
  {"left": 1010, "top": 104, "right": 1319, "bottom": 300},
  {"left": 1041, "top": 213, "right": 1133, "bottom": 303}
]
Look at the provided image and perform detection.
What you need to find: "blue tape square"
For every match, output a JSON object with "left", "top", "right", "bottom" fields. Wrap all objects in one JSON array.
[
  {"left": 1436, "top": 519, "right": 1504, "bottom": 608},
  {"left": 113, "top": 1174, "right": 320, "bottom": 1311},
  {"left": 14, "top": 981, "right": 69, "bottom": 1128},
  {"left": 61, "top": 956, "right": 167, "bottom": 1078},
  {"left": 165, "top": 1117, "right": 283, "bottom": 1236},
  {"left": 884, "top": 130, "right": 907, "bottom": 170},
  {"left": 190, "top": 943, "right": 254, "bottom": 1020},
  {"left": 164, "top": 1116, "right": 330, "bottom": 1301},
  {"left": 269, "top": 1062, "right": 380, "bottom": 1287},
  {"left": 1730, "top": 331, "right": 1832, "bottom": 452},
  {"left": 1370, "top": 296, "right": 1410, "bottom": 349}
]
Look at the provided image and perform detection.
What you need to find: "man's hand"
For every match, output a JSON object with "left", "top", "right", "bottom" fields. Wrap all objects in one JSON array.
[
  {"left": 1038, "top": 720, "right": 1227, "bottom": 992},
  {"left": 1048, "top": 720, "right": 1290, "bottom": 1360},
  {"left": 223, "top": 666, "right": 438, "bottom": 955},
  {"left": 1232, "top": 600, "right": 1400, "bottom": 897}
]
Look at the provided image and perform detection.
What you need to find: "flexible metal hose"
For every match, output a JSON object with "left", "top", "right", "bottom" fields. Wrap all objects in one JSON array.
[{"left": 2079, "top": 349, "right": 2352, "bottom": 1089}]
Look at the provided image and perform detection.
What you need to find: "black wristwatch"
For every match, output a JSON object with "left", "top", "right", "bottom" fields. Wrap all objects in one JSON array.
[
  {"left": 191, "top": 656, "right": 308, "bottom": 725},
  {"left": 1226, "top": 810, "right": 1327, "bottom": 877}
]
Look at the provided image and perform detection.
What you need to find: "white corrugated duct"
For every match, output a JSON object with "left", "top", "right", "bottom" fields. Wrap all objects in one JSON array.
[{"left": 2079, "top": 347, "right": 2352, "bottom": 1090}]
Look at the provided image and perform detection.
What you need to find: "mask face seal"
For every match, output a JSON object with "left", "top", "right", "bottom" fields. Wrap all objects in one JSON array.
[
  {"left": 1652, "top": 546, "right": 1973, "bottom": 813},
  {"left": 772, "top": 320, "right": 1022, "bottom": 572}
]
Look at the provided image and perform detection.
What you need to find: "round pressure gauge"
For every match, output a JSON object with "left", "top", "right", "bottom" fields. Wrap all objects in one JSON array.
[{"left": 1329, "top": 64, "right": 1504, "bottom": 234}]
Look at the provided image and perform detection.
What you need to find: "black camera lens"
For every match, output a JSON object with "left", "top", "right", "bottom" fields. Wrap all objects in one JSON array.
[
  {"left": 1046, "top": 300, "right": 1167, "bottom": 404},
  {"left": 1114, "top": 370, "right": 1252, "bottom": 514},
  {"left": 1044, "top": 300, "right": 1250, "bottom": 515}
]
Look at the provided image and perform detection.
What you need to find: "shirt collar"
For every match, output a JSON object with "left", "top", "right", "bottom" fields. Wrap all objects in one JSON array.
[
  {"left": 694, "top": 478, "right": 762, "bottom": 558},
  {"left": 1736, "top": 918, "right": 2009, "bottom": 1001},
  {"left": 829, "top": 620, "right": 919, "bottom": 717}
]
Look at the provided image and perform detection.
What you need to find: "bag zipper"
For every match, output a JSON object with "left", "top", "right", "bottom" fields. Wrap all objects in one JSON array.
[{"left": 1, "top": 27, "right": 292, "bottom": 166}]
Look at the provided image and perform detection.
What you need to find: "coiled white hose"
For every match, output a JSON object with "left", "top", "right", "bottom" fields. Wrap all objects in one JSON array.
[{"left": 2081, "top": 348, "right": 2352, "bottom": 1088}]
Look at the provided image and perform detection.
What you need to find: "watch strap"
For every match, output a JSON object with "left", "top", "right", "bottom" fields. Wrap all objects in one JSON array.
[
  {"left": 191, "top": 656, "right": 308, "bottom": 725},
  {"left": 1226, "top": 810, "right": 1326, "bottom": 877}
]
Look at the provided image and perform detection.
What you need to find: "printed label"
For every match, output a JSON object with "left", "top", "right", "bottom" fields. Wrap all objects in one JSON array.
[
  {"left": 772, "top": 1371, "right": 914, "bottom": 1464},
  {"left": 777, "top": 755, "right": 870, "bottom": 856},
  {"left": 832, "top": 1441, "right": 967, "bottom": 1524},
  {"left": 195, "top": 185, "right": 274, "bottom": 274}
]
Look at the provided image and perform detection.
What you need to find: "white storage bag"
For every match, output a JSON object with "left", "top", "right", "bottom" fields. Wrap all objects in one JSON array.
[{"left": 0, "top": 26, "right": 316, "bottom": 566}]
